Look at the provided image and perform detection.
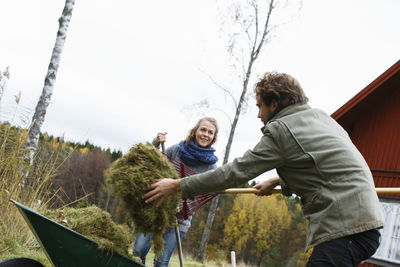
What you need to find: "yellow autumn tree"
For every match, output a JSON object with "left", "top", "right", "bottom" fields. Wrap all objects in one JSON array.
[
  {"left": 79, "top": 147, "right": 89, "bottom": 155},
  {"left": 297, "top": 248, "right": 313, "bottom": 267},
  {"left": 223, "top": 194, "right": 292, "bottom": 264}
]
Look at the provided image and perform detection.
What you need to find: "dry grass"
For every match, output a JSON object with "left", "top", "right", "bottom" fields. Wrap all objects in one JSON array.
[
  {"left": 0, "top": 123, "right": 60, "bottom": 266},
  {"left": 105, "top": 142, "right": 180, "bottom": 254},
  {"left": 145, "top": 250, "right": 230, "bottom": 267},
  {"left": 44, "top": 205, "right": 132, "bottom": 256}
]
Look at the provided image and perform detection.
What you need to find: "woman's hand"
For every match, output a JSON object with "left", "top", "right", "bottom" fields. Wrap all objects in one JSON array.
[
  {"left": 155, "top": 132, "right": 167, "bottom": 146},
  {"left": 143, "top": 178, "right": 181, "bottom": 207},
  {"left": 253, "top": 177, "right": 280, "bottom": 196}
]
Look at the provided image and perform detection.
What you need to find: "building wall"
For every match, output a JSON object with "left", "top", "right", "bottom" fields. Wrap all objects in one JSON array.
[
  {"left": 347, "top": 75, "right": 400, "bottom": 197},
  {"left": 335, "top": 70, "right": 400, "bottom": 267}
]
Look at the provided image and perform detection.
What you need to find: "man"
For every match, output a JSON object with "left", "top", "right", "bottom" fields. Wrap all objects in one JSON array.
[{"left": 143, "top": 71, "right": 383, "bottom": 266}]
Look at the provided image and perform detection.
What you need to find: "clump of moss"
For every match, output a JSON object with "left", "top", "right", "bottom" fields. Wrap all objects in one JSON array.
[
  {"left": 43, "top": 206, "right": 131, "bottom": 256},
  {"left": 104, "top": 142, "right": 180, "bottom": 254}
]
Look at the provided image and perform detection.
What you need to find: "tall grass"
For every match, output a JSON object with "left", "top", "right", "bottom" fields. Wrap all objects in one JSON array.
[{"left": 0, "top": 123, "right": 62, "bottom": 265}]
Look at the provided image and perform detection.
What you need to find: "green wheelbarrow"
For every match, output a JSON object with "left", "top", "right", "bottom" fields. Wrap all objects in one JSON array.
[{"left": 7, "top": 200, "right": 145, "bottom": 267}]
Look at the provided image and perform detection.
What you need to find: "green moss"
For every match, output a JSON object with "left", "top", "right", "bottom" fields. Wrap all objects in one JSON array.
[
  {"left": 104, "top": 142, "right": 180, "bottom": 254},
  {"left": 44, "top": 206, "right": 131, "bottom": 257}
]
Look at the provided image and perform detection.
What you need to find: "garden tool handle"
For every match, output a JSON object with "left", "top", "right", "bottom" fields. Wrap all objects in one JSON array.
[
  {"left": 175, "top": 220, "right": 184, "bottom": 267},
  {"left": 219, "top": 187, "right": 400, "bottom": 194},
  {"left": 219, "top": 188, "right": 281, "bottom": 194},
  {"left": 161, "top": 142, "right": 165, "bottom": 153},
  {"left": 161, "top": 140, "right": 184, "bottom": 266},
  {"left": 375, "top": 187, "right": 400, "bottom": 194}
]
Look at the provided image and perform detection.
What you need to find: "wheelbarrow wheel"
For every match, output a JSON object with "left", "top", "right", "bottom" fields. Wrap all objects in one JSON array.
[{"left": 0, "top": 257, "right": 44, "bottom": 267}]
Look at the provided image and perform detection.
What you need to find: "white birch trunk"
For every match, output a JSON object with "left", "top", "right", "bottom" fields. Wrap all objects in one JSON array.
[{"left": 27, "top": 0, "right": 75, "bottom": 163}]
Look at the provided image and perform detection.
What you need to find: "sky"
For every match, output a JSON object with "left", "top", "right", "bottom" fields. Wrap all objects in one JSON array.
[{"left": 0, "top": 0, "right": 399, "bottom": 182}]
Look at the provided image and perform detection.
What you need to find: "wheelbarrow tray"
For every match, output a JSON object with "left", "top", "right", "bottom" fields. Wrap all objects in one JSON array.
[{"left": 10, "top": 200, "right": 145, "bottom": 267}]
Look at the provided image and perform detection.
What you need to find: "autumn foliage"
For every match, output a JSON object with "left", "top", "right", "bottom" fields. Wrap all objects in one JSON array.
[
  {"left": 184, "top": 192, "right": 308, "bottom": 266},
  {"left": 223, "top": 194, "right": 292, "bottom": 264}
]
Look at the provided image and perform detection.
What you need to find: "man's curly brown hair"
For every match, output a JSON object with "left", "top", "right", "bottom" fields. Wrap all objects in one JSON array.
[{"left": 254, "top": 71, "right": 309, "bottom": 118}]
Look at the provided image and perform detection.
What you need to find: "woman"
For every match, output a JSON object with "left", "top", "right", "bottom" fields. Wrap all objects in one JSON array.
[{"left": 133, "top": 117, "right": 219, "bottom": 267}]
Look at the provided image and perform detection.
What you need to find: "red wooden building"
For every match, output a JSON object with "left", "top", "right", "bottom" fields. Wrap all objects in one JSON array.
[{"left": 332, "top": 60, "right": 400, "bottom": 267}]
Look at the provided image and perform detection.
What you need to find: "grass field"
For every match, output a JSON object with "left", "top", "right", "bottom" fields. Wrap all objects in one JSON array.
[{"left": 142, "top": 251, "right": 241, "bottom": 267}]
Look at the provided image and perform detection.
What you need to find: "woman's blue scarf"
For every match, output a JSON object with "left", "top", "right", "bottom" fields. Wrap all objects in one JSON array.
[{"left": 178, "top": 140, "right": 218, "bottom": 167}]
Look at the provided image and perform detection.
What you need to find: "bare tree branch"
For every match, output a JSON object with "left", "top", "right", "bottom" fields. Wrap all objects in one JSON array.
[
  {"left": 199, "top": 68, "right": 238, "bottom": 109},
  {"left": 252, "top": 0, "right": 259, "bottom": 53},
  {"left": 238, "top": 19, "right": 253, "bottom": 49},
  {"left": 253, "top": 0, "right": 275, "bottom": 60},
  {"left": 210, "top": 108, "right": 233, "bottom": 127}
]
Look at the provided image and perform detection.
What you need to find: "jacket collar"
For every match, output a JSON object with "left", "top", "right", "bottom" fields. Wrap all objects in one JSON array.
[{"left": 261, "top": 104, "right": 311, "bottom": 132}]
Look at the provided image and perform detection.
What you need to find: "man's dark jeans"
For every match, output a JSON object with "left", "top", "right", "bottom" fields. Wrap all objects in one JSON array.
[{"left": 306, "top": 229, "right": 381, "bottom": 267}]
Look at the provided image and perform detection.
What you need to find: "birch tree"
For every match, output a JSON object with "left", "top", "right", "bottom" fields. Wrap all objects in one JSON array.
[
  {"left": 196, "top": 0, "right": 301, "bottom": 261},
  {"left": 26, "top": 0, "right": 75, "bottom": 163}
]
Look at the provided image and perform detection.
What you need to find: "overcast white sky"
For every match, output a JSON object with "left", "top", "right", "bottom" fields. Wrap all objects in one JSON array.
[{"left": 1, "top": 0, "right": 399, "bottom": 181}]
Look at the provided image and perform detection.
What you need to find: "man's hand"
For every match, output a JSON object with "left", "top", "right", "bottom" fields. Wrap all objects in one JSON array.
[
  {"left": 253, "top": 177, "right": 280, "bottom": 196},
  {"left": 143, "top": 178, "right": 181, "bottom": 207}
]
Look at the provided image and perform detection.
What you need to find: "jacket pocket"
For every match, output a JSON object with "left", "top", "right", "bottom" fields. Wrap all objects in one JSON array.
[{"left": 301, "top": 192, "right": 322, "bottom": 216}]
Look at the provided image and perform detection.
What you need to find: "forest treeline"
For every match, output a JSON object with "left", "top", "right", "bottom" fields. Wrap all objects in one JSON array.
[
  {"left": 1, "top": 121, "right": 310, "bottom": 266},
  {"left": 0, "top": 122, "right": 122, "bottom": 212}
]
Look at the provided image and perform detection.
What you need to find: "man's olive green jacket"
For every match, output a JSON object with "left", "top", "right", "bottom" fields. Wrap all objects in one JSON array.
[{"left": 181, "top": 104, "right": 384, "bottom": 250}]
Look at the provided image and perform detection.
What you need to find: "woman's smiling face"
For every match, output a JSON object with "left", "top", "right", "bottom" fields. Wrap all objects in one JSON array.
[{"left": 194, "top": 120, "right": 216, "bottom": 148}]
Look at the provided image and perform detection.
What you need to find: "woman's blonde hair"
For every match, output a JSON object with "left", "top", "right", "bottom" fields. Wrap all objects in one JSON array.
[{"left": 184, "top": 117, "right": 218, "bottom": 147}]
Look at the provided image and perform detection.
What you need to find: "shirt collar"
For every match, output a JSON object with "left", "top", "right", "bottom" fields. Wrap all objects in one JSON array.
[{"left": 261, "top": 104, "right": 311, "bottom": 132}]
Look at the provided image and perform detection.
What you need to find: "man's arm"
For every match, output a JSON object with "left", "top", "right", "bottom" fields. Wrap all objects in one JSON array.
[{"left": 143, "top": 176, "right": 281, "bottom": 207}]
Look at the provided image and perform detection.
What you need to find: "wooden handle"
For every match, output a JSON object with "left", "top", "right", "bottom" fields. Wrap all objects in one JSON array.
[
  {"left": 161, "top": 142, "right": 165, "bottom": 153},
  {"left": 219, "top": 187, "right": 400, "bottom": 194},
  {"left": 375, "top": 187, "right": 400, "bottom": 194},
  {"left": 219, "top": 188, "right": 278, "bottom": 194}
]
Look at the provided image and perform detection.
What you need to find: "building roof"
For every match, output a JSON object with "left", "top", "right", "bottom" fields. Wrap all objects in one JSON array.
[{"left": 332, "top": 60, "right": 400, "bottom": 123}]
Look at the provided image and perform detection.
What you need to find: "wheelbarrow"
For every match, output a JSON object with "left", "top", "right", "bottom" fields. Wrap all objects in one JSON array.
[{"left": 5, "top": 200, "right": 145, "bottom": 267}]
